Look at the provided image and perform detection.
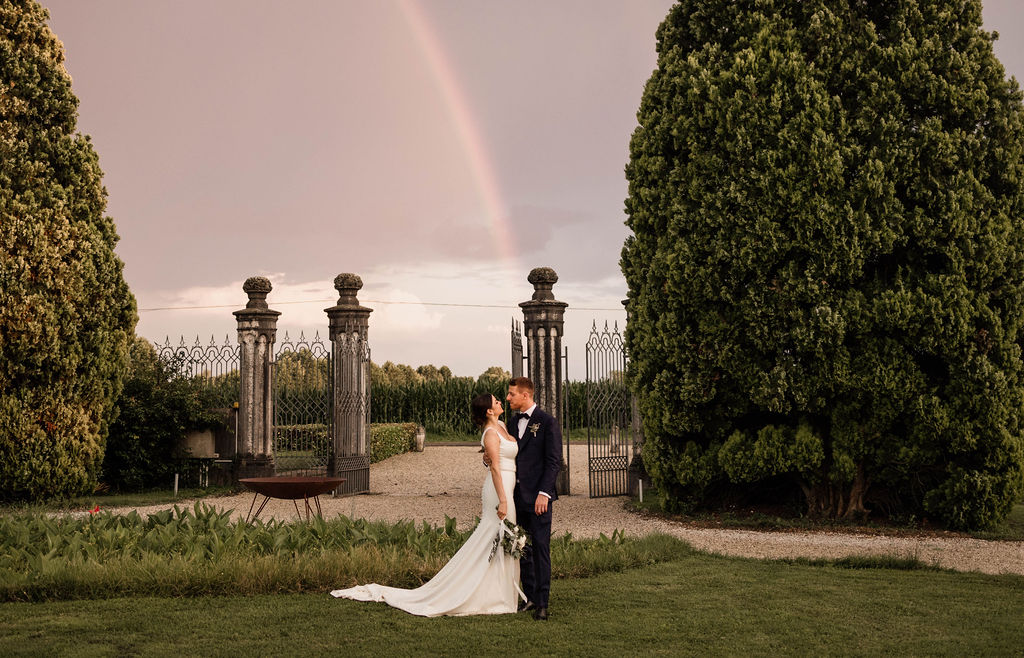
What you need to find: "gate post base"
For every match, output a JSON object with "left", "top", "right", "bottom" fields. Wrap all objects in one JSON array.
[
  {"left": 555, "top": 458, "right": 570, "bottom": 496},
  {"left": 233, "top": 455, "right": 275, "bottom": 481},
  {"left": 627, "top": 454, "right": 650, "bottom": 498},
  {"left": 331, "top": 455, "right": 370, "bottom": 495}
]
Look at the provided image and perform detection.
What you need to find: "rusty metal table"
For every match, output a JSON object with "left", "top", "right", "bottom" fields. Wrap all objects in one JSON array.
[{"left": 239, "top": 476, "right": 345, "bottom": 522}]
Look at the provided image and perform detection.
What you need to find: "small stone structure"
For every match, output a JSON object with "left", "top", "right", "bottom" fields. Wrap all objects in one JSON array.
[
  {"left": 232, "top": 276, "right": 279, "bottom": 477},
  {"left": 325, "top": 273, "right": 373, "bottom": 494}
]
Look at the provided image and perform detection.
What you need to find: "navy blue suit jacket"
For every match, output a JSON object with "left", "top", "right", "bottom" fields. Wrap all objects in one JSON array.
[{"left": 513, "top": 406, "right": 562, "bottom": 504}]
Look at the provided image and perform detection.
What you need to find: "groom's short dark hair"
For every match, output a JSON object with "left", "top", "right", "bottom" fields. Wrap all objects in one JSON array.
[{"left": 509, "top": 377, "right": 534, "bottom": 395}]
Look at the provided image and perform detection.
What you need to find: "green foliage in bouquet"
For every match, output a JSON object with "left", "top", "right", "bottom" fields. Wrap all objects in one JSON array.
[
  {"left": 0, "top": 1, "right": 136, "bottom": 502},
  {"left": 622, "top": 0, "right": 1024, "bottom": 529},
  {"left": 489, "top": 518, "right": 529, "bottom": 562}
]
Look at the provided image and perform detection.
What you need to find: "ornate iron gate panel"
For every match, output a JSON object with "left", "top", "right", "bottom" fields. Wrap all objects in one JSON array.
[
  {"left": 273, "top": 332, "right": 332, "bottom": 475},
  {"left": 585, "top": 321, "right": 632, "bottom": 497},
  {"left": 154, "top": 335, "right": 240, "bottom": 408}
]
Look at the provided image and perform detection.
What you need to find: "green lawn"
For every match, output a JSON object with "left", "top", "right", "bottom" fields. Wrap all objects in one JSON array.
[{"left": 1, "top": 552, "right": 1020, "bottom": 657}]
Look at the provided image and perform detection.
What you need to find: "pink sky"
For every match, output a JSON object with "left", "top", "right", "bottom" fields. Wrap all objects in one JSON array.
[{"left": 41, "top": 1, "right": 1024, "bottom": 378}]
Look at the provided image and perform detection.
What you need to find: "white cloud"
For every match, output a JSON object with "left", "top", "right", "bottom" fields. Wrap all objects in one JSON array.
[{"left": 136, "top": 261, "right": 626, "bottom": 378}]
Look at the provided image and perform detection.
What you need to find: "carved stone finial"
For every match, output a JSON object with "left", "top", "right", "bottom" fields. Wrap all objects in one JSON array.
[
  {"left": 528, "top": 267, "right": 558, "bottom": 301},
  {"left": 243, "top": 276, "right": 272, "bottom": 309},
  {"left": 334, "top": 273, "right": 363, "bottom": 306}
]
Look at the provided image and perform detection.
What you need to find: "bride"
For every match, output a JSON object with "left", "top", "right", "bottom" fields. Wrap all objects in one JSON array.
[{"left": 330, "top": 393, "right": 525, "bottom": 616}]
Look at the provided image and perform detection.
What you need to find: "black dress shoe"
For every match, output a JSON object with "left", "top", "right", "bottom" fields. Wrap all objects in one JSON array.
[
  {"left": 518, "top": 600, "right": 536, "bottom": 613},
  {"left": 533, "top": 606, "right": 549, "bottom": 620}
]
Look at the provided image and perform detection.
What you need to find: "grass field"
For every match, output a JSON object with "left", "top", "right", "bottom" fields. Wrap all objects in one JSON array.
[
  {"left": 1, "top": 551, "right": 1021, "bottom": 656},
  {"left": 2, "top": 488, "right": 1022, "bottom": 655}
]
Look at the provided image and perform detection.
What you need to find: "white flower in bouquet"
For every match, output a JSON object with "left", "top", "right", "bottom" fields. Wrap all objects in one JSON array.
[{"left": 489, "top": 518, "right": 530, "bottom": 561}]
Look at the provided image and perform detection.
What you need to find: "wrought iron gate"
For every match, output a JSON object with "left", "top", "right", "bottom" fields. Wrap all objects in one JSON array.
[
  {"left": 511, "top": 319, "right": 524, "bottom": 377},
  {"left": 272, "top": 332, "right": 332, "bottom": 475},
  {"left": 331, "top": 331, "right": 372, "bottom": 494},
  {"left": 585, "top": 321, "right": 633, "bottom": 497}
]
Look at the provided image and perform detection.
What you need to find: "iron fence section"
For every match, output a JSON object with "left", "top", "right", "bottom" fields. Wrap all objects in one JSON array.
[{"left": 154, "top": 335, "right": 239, "bottom": 408}]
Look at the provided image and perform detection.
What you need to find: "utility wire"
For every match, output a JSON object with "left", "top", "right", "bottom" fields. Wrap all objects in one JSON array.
[{"left": 138, "top": 298, "right": 625, "bottom": 312}]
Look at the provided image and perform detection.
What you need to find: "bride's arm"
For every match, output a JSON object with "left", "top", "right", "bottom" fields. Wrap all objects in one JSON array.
[{"left": 483, "top": 429, "right": 508, "bottom": 521}]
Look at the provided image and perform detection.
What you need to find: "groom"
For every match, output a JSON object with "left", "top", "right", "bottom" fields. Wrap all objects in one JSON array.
[{"left": 507, "top": 376, "right": 562, "bottom": 621}]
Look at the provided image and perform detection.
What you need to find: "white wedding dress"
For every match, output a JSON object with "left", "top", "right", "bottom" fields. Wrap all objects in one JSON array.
[{"left": 330, "top": 429, "right": 523, "bottom": 616}]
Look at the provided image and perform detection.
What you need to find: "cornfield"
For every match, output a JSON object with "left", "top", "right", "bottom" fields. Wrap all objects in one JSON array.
[
  {"left": 370, "top": 378, "right": 599, "bottom": 435},
  {"left": 370, "top": 378, "right": 508, "bottom": 435}
]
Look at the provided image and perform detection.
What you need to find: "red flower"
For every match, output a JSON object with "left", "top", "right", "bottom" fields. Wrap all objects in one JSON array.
[{"left": 89, "top": 505, "right": 100, "bottom": 515}]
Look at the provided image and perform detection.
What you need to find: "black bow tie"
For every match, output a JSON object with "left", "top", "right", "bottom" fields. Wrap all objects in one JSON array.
[{"left": 513, "top": 412, "right": 530, "bottom": 423}]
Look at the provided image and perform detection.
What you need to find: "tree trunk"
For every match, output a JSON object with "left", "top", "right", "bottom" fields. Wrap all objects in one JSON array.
[
  {"left": 840, "top": 463, "right": 869, "bottom": 520},
  {"left": 801, "top": 463, "right": 869, "bottom": 520}
]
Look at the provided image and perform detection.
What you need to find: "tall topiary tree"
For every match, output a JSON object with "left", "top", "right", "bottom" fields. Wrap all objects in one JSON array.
[
  {"left": 0, "top": 1, "right": 136, "bottom": 501},
  {"left": 622, "top": 0, "right": 1024, "bottom": 529}
]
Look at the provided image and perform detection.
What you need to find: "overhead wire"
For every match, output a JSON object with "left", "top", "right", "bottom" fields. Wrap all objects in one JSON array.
[{"left": 138, "top": 298, "right": 626, "bottom": 312}]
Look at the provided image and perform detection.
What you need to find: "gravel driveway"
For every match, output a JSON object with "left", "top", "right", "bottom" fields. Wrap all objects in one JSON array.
[{"left": 113, "top": 444, "right": 1024, "bottom": 576}]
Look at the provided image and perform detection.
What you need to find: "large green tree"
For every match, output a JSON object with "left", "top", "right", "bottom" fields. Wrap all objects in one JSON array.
[
  {"left": 0, "top": 1, "right": 136, "bottom": 500},
  {"left": 622, "top": 0, "right": 1024, "bottom": 529}
]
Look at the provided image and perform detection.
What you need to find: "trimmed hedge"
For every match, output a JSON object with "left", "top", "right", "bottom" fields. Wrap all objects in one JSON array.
[
  {"left": 271, "top": 423, "right": 418, "bottom": 465},
  {"left": 370, "top": 423, "right": 419, "bottom": 463}
]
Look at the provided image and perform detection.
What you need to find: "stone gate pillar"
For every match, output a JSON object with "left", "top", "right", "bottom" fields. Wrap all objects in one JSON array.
[
  {"left": 325, "top": 273, "right": 372, "bottom": 495},
  {"left": 520, "top": 267, "right": 569, "bottom": 495},
  {"left": 233, "top": 276, "right": 280, "bottom": 477}
]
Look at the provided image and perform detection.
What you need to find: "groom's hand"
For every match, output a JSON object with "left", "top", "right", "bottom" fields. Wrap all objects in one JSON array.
[{"left": 534, "top": 495, "right": 548, "bottom": 515}]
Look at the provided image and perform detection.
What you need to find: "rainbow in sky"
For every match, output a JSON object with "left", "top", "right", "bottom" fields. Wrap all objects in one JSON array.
[{"left": 398, "top": 0, "right": 520, "bottom": 267}]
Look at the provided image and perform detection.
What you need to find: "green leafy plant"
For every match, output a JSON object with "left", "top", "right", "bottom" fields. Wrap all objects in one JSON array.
[
  {"left": 0, "top": 504, "right": 689, "bottom": 602},
  {"left": 101, "top": 339, "right": 225, "bottom": 492}
]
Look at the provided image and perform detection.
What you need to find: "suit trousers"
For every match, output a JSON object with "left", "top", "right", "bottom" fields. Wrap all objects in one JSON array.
[{"left": 516, "top": 491, "right": 552, "bottom": 608}]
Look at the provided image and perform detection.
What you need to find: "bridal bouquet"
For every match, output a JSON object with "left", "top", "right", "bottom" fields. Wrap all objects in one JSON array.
[{"left": 489, "top": 518, "right": 529, "bottom": 561}]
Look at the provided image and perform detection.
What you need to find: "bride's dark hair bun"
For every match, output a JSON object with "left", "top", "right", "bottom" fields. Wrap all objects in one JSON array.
[{"left": 471, "top": 393, "right": 493, "bottom": 427}]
